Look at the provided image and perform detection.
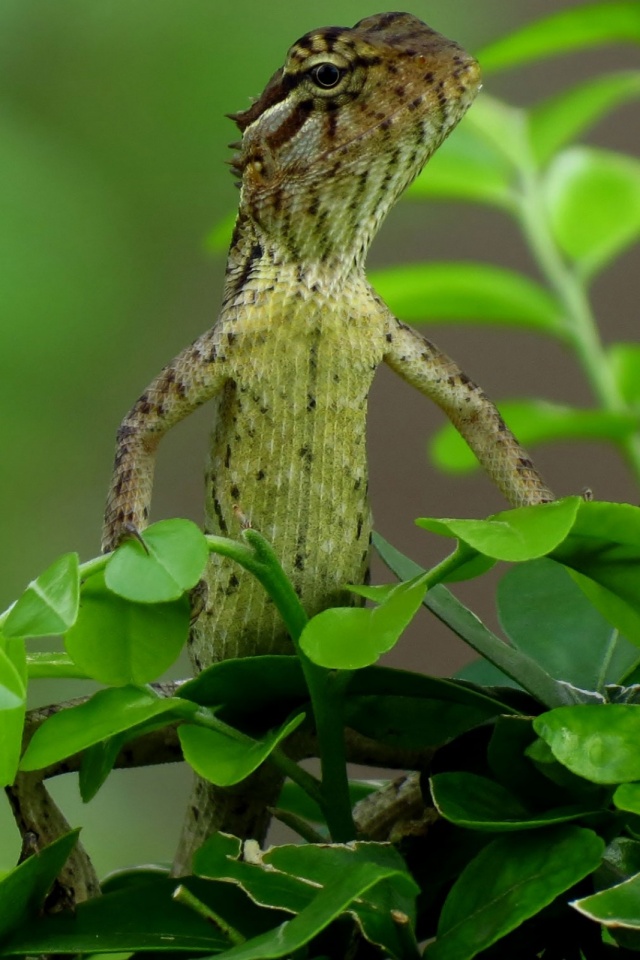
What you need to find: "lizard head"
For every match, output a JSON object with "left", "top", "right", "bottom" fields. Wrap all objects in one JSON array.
[{"left": 229, "top": 12, "right": 481, "bottom": 270}]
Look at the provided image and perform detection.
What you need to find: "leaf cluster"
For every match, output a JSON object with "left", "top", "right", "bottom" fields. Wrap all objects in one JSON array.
[{"left": 2, "top": 3, "right": 640, "bottom": 959}]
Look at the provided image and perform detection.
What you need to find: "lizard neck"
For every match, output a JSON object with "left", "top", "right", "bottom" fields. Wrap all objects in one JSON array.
[{"left": 221, "top": 207, "right": 366, "bottom": 310}]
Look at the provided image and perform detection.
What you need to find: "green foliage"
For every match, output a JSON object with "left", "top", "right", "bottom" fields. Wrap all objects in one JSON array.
[{"left": 2, "top": 3, "right": 640, "bottom": 959}]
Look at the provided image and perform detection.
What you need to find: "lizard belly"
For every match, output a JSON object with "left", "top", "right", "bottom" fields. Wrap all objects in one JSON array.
[{"left": 190, "top": 319, "right": 381, "bottom": 664}]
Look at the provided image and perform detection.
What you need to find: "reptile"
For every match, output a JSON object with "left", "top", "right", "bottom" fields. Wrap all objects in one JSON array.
[{"left": 12, "top": 12, "right": 555, "bottom": 887}]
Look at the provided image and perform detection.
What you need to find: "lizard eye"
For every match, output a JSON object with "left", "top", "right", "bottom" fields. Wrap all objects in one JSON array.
[{"left": 310, "top": 62, "right": 343, "bottom": 89}]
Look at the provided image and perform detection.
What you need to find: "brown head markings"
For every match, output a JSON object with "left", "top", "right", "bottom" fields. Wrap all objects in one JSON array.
[{"left": 227, "top": 13, "right": 480, "bottom": 272}]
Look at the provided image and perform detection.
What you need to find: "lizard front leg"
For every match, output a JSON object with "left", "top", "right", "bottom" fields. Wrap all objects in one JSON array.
[
  {"left": 383, "top": 317, "right": 555, "bottom": 506},
  {"left": 102, "top": 329, "right": 229, "bottom": 550}
]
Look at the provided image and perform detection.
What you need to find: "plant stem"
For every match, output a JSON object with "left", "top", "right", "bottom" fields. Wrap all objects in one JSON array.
[
  {"left": 173, "top": 885, "right": 245, "bottom": 945},
  {"left": 206, "top": 530, "right": 356, "bottom": 842},
  {"left": 517, "top": 160, "right": 640, "bottom": 488},
  {"left": 270, "top": 747, "right": 325, "bottom": 808}
]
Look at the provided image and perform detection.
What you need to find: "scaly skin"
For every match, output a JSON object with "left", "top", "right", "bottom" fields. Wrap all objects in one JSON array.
[{"left": 100, "top": 13, "right": 554, "bottom": 873}]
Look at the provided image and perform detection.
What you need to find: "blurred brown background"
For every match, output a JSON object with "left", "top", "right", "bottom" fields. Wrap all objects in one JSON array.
[{"left": 1, "top": 0, "right": 638, "bottom": 875}]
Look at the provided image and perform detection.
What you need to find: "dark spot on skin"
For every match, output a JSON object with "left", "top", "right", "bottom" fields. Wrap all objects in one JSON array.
[
  {"left": 176, "top": 380, "right": 187, "bottom": 398},
  {"left": 361, "top": 549, "right": 369, "bottom": 563},
  {"left": 408, "top": 96, "right": 423, "bottom": 111},
  {"left": 225, "top": 445, "right": 232, "bottom": 468},
  {"left": 380, "top": 118, "right": 392, "bottom": 131},
  {"left": 294, "top": 553, "right": 305, "bottom": 571},
  {"left": 299, "top": 445, "right": 313, "bottom": 463},
  {"left": 225, "top": 573, "right": 240, "bottom": 595},
  {"left": 333, "top": 373, "right": 340, "bottom": 383},
  {"left": 394, "top": 85, "right": 406, "bottom": 97},
  {"left": 325, "top": 103, "right": 339, "bottom": 139},
  {"left": 114, "top": 469, "right": 131, "bottom": 496},
  {"left": 387, "top": 63, "right": 398, "bottom": 75},
  {"left": 424, "top": 71, "right": 435, "bottom": 83},
  {"left": 230, "top": 484, "right": 240, "bottom": 500},
  {"left": 227, "top": 331, "right": 236, "bottom": 345},
  {"left": 307, "top": 195, "right": 320, "bottom": 216},
  {"left": 256, "top": 469, "right": 265, "bottom": 481},
  {"left": 458, "top": 372, "right": 471, "bottom": 385},
  {"left": 294, "top": 584, "right": 303, "bottom": 598},
  {"left": 137, "top": 394, "right": 152, "bottom": 415},
  {"left": 209, "top": 346, "right": 217, "bottom": 363},
  {"left": 266, "top": 98, "right": 313, "bottom": 151},
  {"left": 212, "top": 497, "right": 228, "bottom": 534},
  {"left": 191, "top": 805, "right": 200, "bottom": 822},
  {"left": 356, "top": 514, "right": 364, "bottom": 539},
  {"left": 386, "top": 333, "right": 393, "bottom": 343},
  {"left": 519, "top": 457, "right": 534, "bottom": 469},
  {"left": 497, "top": 419, "right": 508, "bottom": 432},
  {"left": 307, "top": 394, "right": 316, "bottom": 411},
  {"left": 142, "top": 505, "right": 149, "bottom": 519},
  {"left": 311, "top": 282, "right": 321, "bottom": 293},
  {"left": 354, "top": 477, "right": 362, "bottom": 491}
]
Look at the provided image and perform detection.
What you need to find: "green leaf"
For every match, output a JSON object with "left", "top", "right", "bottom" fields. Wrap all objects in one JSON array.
[
  {"left": 206, "top": 210, "right": 236, "bottom": 253},
  {"left": 345, "top": 695, "right": 495, "bottom": 750},
  {"left": 609, "top": 342, "right": 640, "bottom": 408},
  {"left": 26, "top": 651, "right": 89, "bottom": 680},
  {"left": 299, "top": 574, "right": 427, "bottom": 669},
  {"left": 478, "top": 2, "right": 640, "bottom": 74},
  {"left": 430, "top": 772, "right": 597, "bottom": 831},
  {"left": 426, "top": 827, "right": 604, "bottom": 960},
  {"left": 20, "top": 685, "right": 191, "bottom": 772},
  {"left": 3, "top": 553, "right": 79, "bottom": 638},
  {"left": 498, "top": 559, "right": 640, "bottom": 690},
  {"left": 573, "top": 871, "right": 640, "bottom": 931},
  {"left": 195, "top": 832, "right": 419, "bottom": 957},
  {"left": 178, "top": 712, "right": 304, "bottom": 787},
  {"left": 79, "top": 735, "right": 130, "bottom": 803},
  {"left": 531, "top": 71, "right": 640, "bottom": 166},
  {"left": 348, "top": 665, "right": 518, "bottom": 714},
  {"left": 544, "top": 146, "right": 640, "bottom": 278},
  {"left": 208, "top": 852, "right": 417, "bottom": 960},
  {"left": 370, "top": 262, "right": 564, "bottom": 335},
  {"left": 105, "top": 519, "right": 209, "bottom": 603},
  {"left": 464, "top": 94, "right": 530, "bottom": 169},
  {"left": 179, "top": 655, "right": 308, "bottom": 729},
  {"left": 551, "top": 501, "right": 640, "bottom": 646},
  {"left": 614, "top": 782, "right": 640, "bottom": 814},
  {"left": 534, "top": 704, "right": 640, "bottom": 783},
  {"left": 0, "top": 831, "right": 79, "bottom": 945},
  {"left": 0, "top": 641, "right": 26, "bottom": 787},
  {"left": 264, "top": 842, "right": 418, "bottom": 957},
  {"left": 2, "top": 876, "right": 278, "bottom": 955},
  {"left": 597, "top": 837, "right": 640, "bottom": 890},
  {"left": 430, "top": 399, "right": 639, "bottom": 474},
  {"left": 374, "top": 532, "right": 570, "bottom": 709},
  {"left": 408, "top": 120, "right": 515, "bottom": 209},
  {"left": 64, "top": 571, "right": 190, "bottom": 685},
  {"left": 417, "top": 497, "right": 581, "bottom": 563}
]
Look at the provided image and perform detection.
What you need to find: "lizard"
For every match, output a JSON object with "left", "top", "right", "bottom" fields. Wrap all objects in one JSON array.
[{"left": 101, "top": 12, "right": 555, "bottom": 874}]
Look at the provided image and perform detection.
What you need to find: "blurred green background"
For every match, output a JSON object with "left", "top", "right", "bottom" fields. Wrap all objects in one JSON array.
[{"left": 1, "top": 0, "right": 638, "bottom": 876}]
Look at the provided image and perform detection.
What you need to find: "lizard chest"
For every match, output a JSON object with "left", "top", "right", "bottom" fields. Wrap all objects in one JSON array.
[{"left": 204, "top": 295, "right": 385, "bottom": 549}]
